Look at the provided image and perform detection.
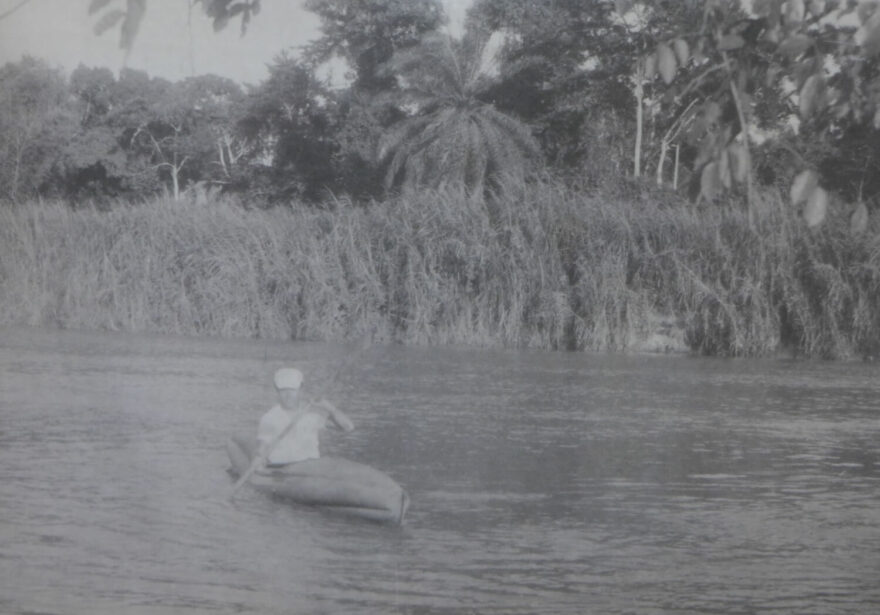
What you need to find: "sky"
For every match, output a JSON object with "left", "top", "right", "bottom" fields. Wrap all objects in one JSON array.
[{"left": 0, "top": 0, "right": 472, "bottom": 86}]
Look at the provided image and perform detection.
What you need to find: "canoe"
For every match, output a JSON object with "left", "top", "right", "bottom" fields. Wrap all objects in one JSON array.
[{"left": 226, "top": 434, "right": 409, "bottom": 524}]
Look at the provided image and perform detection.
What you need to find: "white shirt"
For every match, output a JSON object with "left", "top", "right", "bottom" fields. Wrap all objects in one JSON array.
[{"left": 257, "top": 404, "right": 327, "bottom": 465}]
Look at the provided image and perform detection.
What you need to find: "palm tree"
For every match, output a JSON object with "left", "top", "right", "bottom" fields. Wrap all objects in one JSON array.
[{"left": 378, "top": 31, "right": 542, "bottom": 194}]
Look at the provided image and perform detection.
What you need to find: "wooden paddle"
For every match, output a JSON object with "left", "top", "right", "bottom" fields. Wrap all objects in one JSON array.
[
  {"left": 229, "top": 413, "right": 298, "bottom": 500},
  {"left": 228, "top": 342, "right": 369, "bottom": 500}
]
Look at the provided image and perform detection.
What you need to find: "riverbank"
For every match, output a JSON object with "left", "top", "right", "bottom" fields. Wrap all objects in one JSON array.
[{"left": 1, "top": 180, "right": 877, "bottom": 357}]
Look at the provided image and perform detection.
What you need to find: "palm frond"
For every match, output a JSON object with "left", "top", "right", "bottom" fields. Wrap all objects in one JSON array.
[{"left": 379, "top": 31, "right": 543, "bottom": 194}]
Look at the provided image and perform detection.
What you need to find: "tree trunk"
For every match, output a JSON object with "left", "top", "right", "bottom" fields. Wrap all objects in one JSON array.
[
  {"left": 673, "top": 144, "right": 680, "bottom": 190},
  {"left": 171, "top": 152, "right": 180, "bottom": 200},
  {"left": 720, "top": 49, "right": 754, "bottom": 229},
  {"left": 171, "top": 166, "right": 180, "bottom": 201},
  {"left": 728, "top": 79, "right": 754, "bottom": 229},
  {"left": 217, "top": 139, "right": 229, "bottom": 177},
  {"left": 657, "top": 140, "right": 668, "bottom": 186},
  {"left": 10, "top": 135, "right": 24, "bottom": 201},
  {"left": 634, "top": 74, "right": 643, "bottom": 178}
]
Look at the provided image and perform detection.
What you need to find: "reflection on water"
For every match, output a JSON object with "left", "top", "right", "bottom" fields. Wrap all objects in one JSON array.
[{"left": 1, "top": 327, "right": 879, "bottom": 614}]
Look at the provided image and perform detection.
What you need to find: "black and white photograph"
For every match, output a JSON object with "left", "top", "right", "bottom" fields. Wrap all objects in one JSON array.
[{"left": 1, "top": 0, "right": 879, "bottom": 613}]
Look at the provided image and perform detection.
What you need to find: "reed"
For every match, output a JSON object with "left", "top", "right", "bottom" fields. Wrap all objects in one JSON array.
[{"left": 1, "top": 181, "right": 878, "bottom": 357}]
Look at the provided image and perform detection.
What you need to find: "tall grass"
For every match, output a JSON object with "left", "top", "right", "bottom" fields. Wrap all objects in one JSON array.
[{"left": 2, "top": 180, "right": 879, "bottom": 357}]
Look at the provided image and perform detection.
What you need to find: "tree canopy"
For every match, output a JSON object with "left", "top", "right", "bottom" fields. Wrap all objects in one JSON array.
[
  {"left": 378, "top": 31, "right": 541, "bottom": 193},
  {"left": 0, "top": 0, "right": 877, "bottom": 234}
]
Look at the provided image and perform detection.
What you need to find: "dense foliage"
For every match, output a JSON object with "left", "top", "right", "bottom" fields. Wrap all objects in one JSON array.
[
  {"left": 377, "top": 31, "right": 541, "bottom": 193},
  {"left": 1, "top": 0, "right": 877, "bottom": 216}
]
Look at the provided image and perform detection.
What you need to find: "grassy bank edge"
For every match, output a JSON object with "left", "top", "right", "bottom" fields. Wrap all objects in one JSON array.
[{"left": 2, "top": 181, "right": 878, "bottom": 359}]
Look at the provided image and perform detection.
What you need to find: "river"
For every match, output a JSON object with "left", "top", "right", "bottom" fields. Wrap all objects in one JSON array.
[{"left": 1, "top": 327, "right": 878, "bottom": 614}]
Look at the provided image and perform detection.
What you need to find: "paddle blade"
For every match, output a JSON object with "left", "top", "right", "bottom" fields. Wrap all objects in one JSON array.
[{"left": 229, "top": 455, "right": 263, "bottom": 500}]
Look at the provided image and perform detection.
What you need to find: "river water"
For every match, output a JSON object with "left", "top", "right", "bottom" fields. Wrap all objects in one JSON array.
[{"left": 0, "top": 327, "right": 878, "bottom": 614}]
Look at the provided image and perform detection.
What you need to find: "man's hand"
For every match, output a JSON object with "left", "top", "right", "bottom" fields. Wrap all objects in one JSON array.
[
  {"left": 311, "top": 398, "right": 333, "bottom": 417},
  {"left": 314, "top": 399, "right": 354, "bottom": 432}
]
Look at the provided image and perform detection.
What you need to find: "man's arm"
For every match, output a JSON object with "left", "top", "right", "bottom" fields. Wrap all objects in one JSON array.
[{"left": 314, "top": 399, "right": 354, "bottom": 432}]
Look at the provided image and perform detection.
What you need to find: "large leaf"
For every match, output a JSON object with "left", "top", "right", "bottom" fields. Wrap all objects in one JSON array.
[
  {"left": 700, "top": 162, "right": 720, "bottom": 202},
  {"left": 717, "top": 34, "right": 745, "bottom": 51},
  {"left": 857, "top": 0, "right": 880, "bottom": 24},
  {"left": 89, "top": 0, "right": 117, "bottom": 15},
  {"left": 689, "top": 101, "right": 722, "bottom": 148},
  {"left": 673, "top": 39, "right": 690, "bottom": 66},
  {"left": 120, "top": 0, "right": 146, "bottom": 51},
  {"left": 718, "top": 148, "right": 732, "bottom": 189},
  {"left": 803, "top": 186, "right": 828, "bottom": 228},
  {"left": 727, "top": 143, "right": 749, "bottom": 184},
  {"left": 799, "top": 74, "right": 824, "bottom": 118},
  {"left": 227, "top": 2, "right": 248, "bottom": 17},
  {"left": 643, "top": 53, "right": 657, "bottom": 80},
  {"left": 657, "top": 43, "right": 677, "bottom": 84},
  {"left": 856, "top": 11, "right": 880, "bottom": 57},
  {"left": 850, "top": 201, "right": 869, "bottom": 235},
  {"left": 213, "top": 15, "right": 229, "bottom": 32},
  {"left": 693, "top": 132, "right": 719, "bottom": 168},
  {"left": 778, "top": 34, "right": 812, "bottom": 58},
  {"left": 200, "top": 0, "right": 231, "bottom": 19},
  {"left": 786, "top": 0, "right": 805, "bottom": 24},
  {"left": 93, "top": 9, "right": 125, "bottom": 36},
  {"left": 790, "top": 169, "right": 818, "bottom": 205}
]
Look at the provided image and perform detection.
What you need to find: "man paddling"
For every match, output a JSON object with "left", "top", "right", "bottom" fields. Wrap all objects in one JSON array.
[{"left": 256, "top": 367, "right": 354, "bottom": 468}]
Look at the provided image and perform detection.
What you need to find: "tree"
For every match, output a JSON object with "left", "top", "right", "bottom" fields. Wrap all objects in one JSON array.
[
  {"left": 620, "top": 1, "right": 783, "bottom": 224},
  {"left": 0, "top": 59, "right": 253, "bottom": 202},
  {"left": 301, "top": 0, "right": 448, "bottom": 198},
  {"left": 51, "top": 65, "right": 125, "bottom": 200},
  {"left": 126, "top": 74, "right": 244, "bottom": 199},
  {"left": 70, "top": 65, "right": 117, "bottom": 125},
  {"left": 378, "top": 31, "right": 542, "bottom": 194},
  {"left": 64, "top": 68, "right": 178, "bottom": 199},
  {"left": 0, "top": 57, "right": 72, "bottom": 201},
  {"left": 237, "top": 54, "right": 340, "bottom": 201},
  {"left": 55, "top": 125, "right": 128, "bottom": 201},
  {"left": 86, "top": 0, "right": 447, "bottom": 201},
  {"left": 761, "top": 0, "right": 880, "bottom": 223},
  {"left": 466, "top": 0, "right": 640, "bottom": 172},
  {"left": 621, "top": 0, "right": 880, "bottom": 229},
  {"left": 303, "top": 0, "right": 444, "bottom": 93}
]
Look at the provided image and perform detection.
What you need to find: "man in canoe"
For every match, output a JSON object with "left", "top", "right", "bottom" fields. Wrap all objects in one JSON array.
[
  {"left": 228, "top": 367, "right": 408, "bottom": 523},
  {"left": 256, "top": 367, "right": 354, "bottom": 467}
]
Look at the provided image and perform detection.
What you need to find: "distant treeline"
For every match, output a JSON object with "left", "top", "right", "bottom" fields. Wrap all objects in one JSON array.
[{"left": 2, "top": 0, "right": 880, "bottom": 210}]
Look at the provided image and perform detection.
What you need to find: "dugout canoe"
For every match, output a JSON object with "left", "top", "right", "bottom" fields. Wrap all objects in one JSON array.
[{"left": 226, "top": 434, "right": 409, "bottom": 524}]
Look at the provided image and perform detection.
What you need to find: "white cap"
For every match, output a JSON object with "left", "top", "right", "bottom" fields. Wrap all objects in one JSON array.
[{"left": 273, "top": 368, "right": 303, "bottom": 390}]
